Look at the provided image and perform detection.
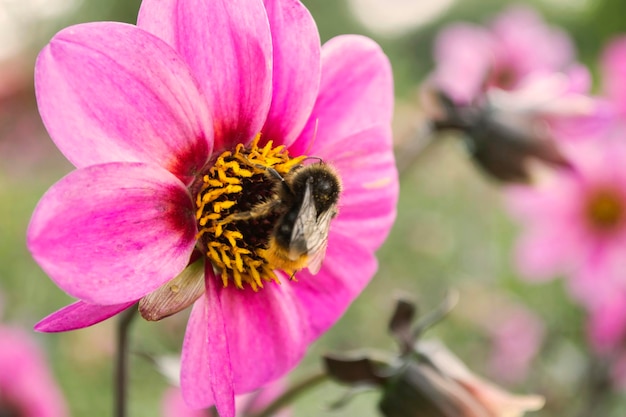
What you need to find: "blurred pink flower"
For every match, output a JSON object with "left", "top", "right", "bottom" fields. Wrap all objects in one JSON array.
[
  {"left": 163, "top": 379, "right": 289, "bottom": 417},
  {"left": 601, "top": 36, "right": 626, "bottom": 117},
  {"left": 507, "top": 139, "right": 626, "bottom": 308},
  {"left": 0, "top": 325, "right": 68, "bottom": 417},
  {"left": 456, "top": 287, "right": 545, "bottom": 385},
  {"left": 433, "top": 4, "right": 575, "bottom": 104},
  {"left": 27, "top": 0, "right": 397, "bottom": 415},
  {"left": 487, "top": 307, "right": 545, "bottom": 384}
]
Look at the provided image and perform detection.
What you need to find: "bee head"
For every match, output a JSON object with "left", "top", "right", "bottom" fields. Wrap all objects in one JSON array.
[{"left": 292, "top": 163, "right": 341, "bottom": 215}]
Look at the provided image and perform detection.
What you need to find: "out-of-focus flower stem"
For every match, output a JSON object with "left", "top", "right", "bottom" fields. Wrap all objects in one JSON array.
[
  {"left": 115, "top": 303, "right": 138, "bottom": 417},
  {"left": 395, "top": 123, "right": 437, "bottom": 176},
  {"left": 249, "top": 372, "right": 329, "bottom": 417},
  {"left": 575, "top": 356, "right": 612, "bottom": 417}
]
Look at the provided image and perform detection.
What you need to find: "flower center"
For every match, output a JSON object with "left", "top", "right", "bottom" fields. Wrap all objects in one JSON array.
[
  {"left": 490, "top": 65, "right": 517, "bottom": 90},
  {"left": 585, "top": 188, "right": 625, "bottom": 232},
  {"left": 194, "top": 134, "right": 307, "bottom": 290}
]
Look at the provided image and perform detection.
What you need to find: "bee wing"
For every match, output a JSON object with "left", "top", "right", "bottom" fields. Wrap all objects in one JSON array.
[
  {"left": 304, "top": 208, "right": 335, "bottom": 274},
  {"left": 288, "top": 182, "right": 335, "bottom": 275}
]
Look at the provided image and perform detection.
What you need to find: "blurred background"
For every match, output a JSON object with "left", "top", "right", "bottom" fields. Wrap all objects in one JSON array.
[{"left": 1, "top": 0, "right": 625, "bottom": 416}]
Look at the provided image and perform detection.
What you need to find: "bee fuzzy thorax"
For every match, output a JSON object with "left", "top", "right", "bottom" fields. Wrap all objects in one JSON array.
[{"left": 193, "top": 135, "right": 341, "bottom": 291}]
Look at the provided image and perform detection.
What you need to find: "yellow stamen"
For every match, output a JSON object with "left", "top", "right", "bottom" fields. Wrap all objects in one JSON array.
[{"left": 195, "top": 134, "right": 305, "bottom": 290}]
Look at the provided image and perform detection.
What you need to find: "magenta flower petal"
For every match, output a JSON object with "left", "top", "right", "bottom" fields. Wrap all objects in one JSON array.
[
  {"left": 218, "top": 279, "right": 310, "bottom": 394},
  {"left": 35, "top": 22, "right": 212, "bottom": 183},
  {"left": 28, "top": 163, "right": 197, "bottom": 305},
  {"left": 587, "top": 292, "right": 626, "bottom": 353},
  {"left": 260, "top": 0, "right": 321, "bottom": 147},
  {"left": 290, "top": 35, "right": 393, "bottom": 155},
  {"left": 180, "top": 271, "right": 310, "bottom": 414},
  {"left": 163, "top": 387, "right": 207, "bottom": 417},
  {"left": 137, "top": 0, "right": 273, "bottom": 150},
  {"left": 181, "top": 295, "right": 214, "bottom": 408},
  {"left": 315, "top": 126, "right": 397, "bottom": 252},
  {"left": 204, "top": 273, "right": 235, "bottom": 417},
  {"left": 34, "top": 300, "right": 137, "bottom": 333},
  {"left": 291, "top": 232, "right": 378, "bottom": 338},
  {"left": 181, "top": 271, "right": 235, "bottom": 417}
]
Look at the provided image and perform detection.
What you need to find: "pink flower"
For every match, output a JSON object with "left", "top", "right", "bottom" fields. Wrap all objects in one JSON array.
[
  {"left": 456, "top": 287, "right": 545, "bottom": 384},
  {"left": 27, "top": 0, "right": 397, "bottom": 415},
  {"left": 487, "top": 307, "right": 545, "bottom": 384},
  {"left": 0, "top": 325, "right": 68, "bottom": 417},
  {"left": 506, "top": 139, "right": 626, "bottom": 308},
  {"left": 433, "top": 5, "right": 575, "bottom": 104},
  {"left": 163, "top": 379, "right": 289, "bottom": 417}
]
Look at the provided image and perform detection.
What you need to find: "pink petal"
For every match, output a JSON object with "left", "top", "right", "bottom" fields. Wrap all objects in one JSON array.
[
  {"left": 514, "top": 227, "right": 577, "bottom": 281},
  {"left": 181, "top": 295, "right": 214, "bottom": 408},
  {"left": 34, "top": 300, "right": 136, "bottom": 332},
  {"left": 315, "top": 126, "right": 397, "bottom": 252},
  {"left": 138, "top": 0, "right": 273, "bottom": 151},
  {"left": 491, "top": 5, "right": 574, "bottom": 75},
  {"left": 180, "top": 272, "right": 310, "bottom": 413},
  {"left": 0, "top": 326, "right": 68, "bottom": 417},
  {"left": 204, "top": 272, "right": 235, "bottom": 417},
  {"left": 27, "top": 163, "right": 197, "bottom": 305},
  {"left": 433, "top": 23, "right": 494, "bottom": 103},
  {"left": 260, "top": 0, "right": 321, "bottom": 147},
  {"left": 290, "top": 35, "right": 393, "bottom": 156},
  {"left": 181, "top": 270, "right": 235, "bottom": 416},
  {"left": 163, "top": 387, "right": 207, "bottom": 417},
  {"left": 290, "top": 232, "right": 378, "bottom": 339},
  {"left": 587, "top": 292, "right": 626, "bottom": 353},
  {"left": 218, "top": 276, "right": 310, "bottom": 394},
  {"left": 602, "top": 36, "right": 626, "bottom": 115},
  {"left": 35, "top": 22, "right": 212, "bottom": 184}
]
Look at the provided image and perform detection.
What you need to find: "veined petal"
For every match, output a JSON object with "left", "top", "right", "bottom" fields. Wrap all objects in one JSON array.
[
  {"left": 205, "top": 271, "right": 235, "bottom": 417},
  {"left": 290, "top": 232, "right": 378, "bottom": 339},
  {"left": 35, "top": 22, "right": 212, "bottom": 184},
  {"left": 34, "top": 300, "right": 136, "bottom": 332},
  {"left": 181, "top": 268, "right": 235, "bottom": 416},
  {"left": 290, "top": 35, "right": 393, "bottom": 155},
  {"left": 27, "top": 163, "right": 197, "bottom": 305},
  {"left": 260, "top": 0, "right": 321, "bottom": 147},
  {"left": 218, "top": 276, "right": 310, "bottom": 394},
  {"left": 138, "top": 0, "right": 273, "bottom": 150},
  {"left": 181, "top": 294, "right": 214, "bottom": 409},
  {"left": 316, "top": 127, "right": 398, "bottom": 252}
]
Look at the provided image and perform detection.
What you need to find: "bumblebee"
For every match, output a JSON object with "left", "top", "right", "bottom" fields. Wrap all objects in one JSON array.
[
  {"left": 139, "top": 160, "right": 341, "bottom": 321},
  {"left": 224, "top": 161, "right": 342, "bottom": 275}
]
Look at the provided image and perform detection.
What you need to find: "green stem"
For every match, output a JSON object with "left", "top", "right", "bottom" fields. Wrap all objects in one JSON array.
[
  {"left": 114, "top": 303, "right": 138, "bottom": 417},
  {"left": 249, "top": 372, "right": 329, "bottom": 417}
]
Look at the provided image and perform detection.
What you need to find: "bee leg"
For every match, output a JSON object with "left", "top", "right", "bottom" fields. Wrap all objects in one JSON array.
[
  {"left": 221, "top": 198, "right": 281, "bottom": 224},
  {"left": 289, "top": 270, "right": 299, "bottom": 281}
]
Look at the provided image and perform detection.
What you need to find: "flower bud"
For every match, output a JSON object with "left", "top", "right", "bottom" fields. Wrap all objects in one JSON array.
[{"left": 378, "top": 341, "right": 544, "bottom": 417}]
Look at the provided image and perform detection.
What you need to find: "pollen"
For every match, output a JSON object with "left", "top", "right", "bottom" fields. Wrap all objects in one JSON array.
[{"left": 195, "top": 134, "right": 306, "bottom": 290}]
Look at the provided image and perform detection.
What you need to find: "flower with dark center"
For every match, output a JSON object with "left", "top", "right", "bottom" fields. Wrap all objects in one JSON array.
[{"left": 27, "top": 0, "right": 397, "bottom": 415}]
